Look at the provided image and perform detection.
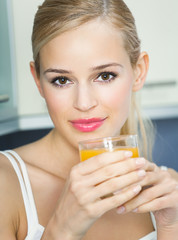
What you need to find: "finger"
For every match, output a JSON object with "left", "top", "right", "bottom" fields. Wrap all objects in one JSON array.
[
  {"left": 79, "top": 170, "right": 146, "bottom": 203},
  {"left": 85, "top": 184, "right": 142, "bottom": 218},
  {"left": 82, "top": 157, "right": 146, "bottom": 186},
  {"left": 133, "top": 190, "right": 178, "bottom": 213},
  {"left": 139, "top": 171, "right": 160, "bottom": 187},
  {"left": 140, "top": 168, "right": 176, "bottom": 189},
  {"left": 119, "top": 177, "right": 177, "bottom": 213},
  {"left": 77, "top": 150, "right": 133, "bottom": 175},
  {"left": 143, "top": 161, "right": 158, "bottom": 172}
]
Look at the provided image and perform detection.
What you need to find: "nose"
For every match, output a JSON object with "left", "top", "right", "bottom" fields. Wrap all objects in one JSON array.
[{"left": 73, "top": 83, "right": 98, "bottom": 112}]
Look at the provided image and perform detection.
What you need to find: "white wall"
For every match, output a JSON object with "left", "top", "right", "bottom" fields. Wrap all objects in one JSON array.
[
  {"left": 125, "top": 0, "right": 178, "bottom": 81},
  {"left": 11, "top": 0, "right": 46, "bottom": 116},
  {"left": 125, "top": 0, "right": 178, "bottom": 108}
]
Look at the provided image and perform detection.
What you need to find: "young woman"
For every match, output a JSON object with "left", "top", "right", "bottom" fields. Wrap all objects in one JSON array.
[{"left": 0, "top": 0, "right": 178, "bottom": 239}]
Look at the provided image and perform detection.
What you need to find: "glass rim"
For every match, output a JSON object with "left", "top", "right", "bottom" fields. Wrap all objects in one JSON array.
[{"left": 78, "top": 134, "right": 138, "bottom": 145}]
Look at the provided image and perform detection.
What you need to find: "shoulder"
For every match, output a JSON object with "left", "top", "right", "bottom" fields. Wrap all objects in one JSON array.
[
  {"left": 0, "top": 152, "right": 25, "bottom": 239},
  {"left": 0, "top": 151, "right": 19, "bottom": 186},
  {"left": 14, "top": 136, "right": 52, "bottom": 173}
]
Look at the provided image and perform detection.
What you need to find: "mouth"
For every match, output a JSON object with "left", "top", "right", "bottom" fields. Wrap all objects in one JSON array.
[{"left": 70, "top": 117, "right": 107, "bottom": 132}]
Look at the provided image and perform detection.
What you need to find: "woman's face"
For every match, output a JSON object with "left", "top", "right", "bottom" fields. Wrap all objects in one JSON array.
[{"left": 37, "top": 20, "right": 139, "bottom": 148}]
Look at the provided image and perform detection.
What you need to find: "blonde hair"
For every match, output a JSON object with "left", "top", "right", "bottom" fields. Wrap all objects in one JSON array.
[{"left": 32, "top": 0, "right": 154, "bottom": 160}]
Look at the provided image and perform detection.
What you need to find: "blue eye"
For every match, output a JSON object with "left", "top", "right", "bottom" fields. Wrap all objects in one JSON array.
[
  {"left": 97, "top": 72, "right": 117, "bottom": 82},
  {"left": 51, "top": 76, "right": 72, "bottom": 87}
]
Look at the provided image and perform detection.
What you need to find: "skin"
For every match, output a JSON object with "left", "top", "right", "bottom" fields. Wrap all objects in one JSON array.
[{"left": 0, "top": 19, "right": 178, "bottom": 240}]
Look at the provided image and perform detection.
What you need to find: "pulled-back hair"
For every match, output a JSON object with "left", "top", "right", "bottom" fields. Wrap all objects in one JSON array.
[
  {"left": 32, "top": 0, "right": 140, "bottom": 75},
  {"left": 32, "top": 0, "right": 154, "bottom": 160}
]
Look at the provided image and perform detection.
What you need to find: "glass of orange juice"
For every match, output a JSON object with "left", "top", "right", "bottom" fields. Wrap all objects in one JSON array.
[{"left": 79, "top": 135, "right": 139, "bottom": 162}]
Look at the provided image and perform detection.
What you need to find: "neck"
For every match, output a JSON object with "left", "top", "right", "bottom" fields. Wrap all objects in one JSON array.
[{"left": 45, "top": 129, "right": 80, "bottom": 179}]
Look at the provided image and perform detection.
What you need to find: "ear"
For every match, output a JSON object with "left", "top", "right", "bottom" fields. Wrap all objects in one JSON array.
[
  {"left": 132, "top": 52, "right": 149, "bottom": 92},
  {"left": 30, "top": 61, "right": 44, "bottom": 98}
]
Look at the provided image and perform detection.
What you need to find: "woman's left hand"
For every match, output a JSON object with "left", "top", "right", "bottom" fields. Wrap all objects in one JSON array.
[{"left": 116, "top": 160, "right": 178, "bottom": 231}]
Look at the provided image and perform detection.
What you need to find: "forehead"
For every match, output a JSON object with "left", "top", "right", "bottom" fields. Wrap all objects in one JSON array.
[{"left": 40, "top": 19, "right": 129, "bottom": 68}]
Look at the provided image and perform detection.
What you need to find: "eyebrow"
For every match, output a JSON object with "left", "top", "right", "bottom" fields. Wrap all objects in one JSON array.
[
  {"left": 43, "top": 68, "right": 72, "bottom": 75},
  {"left": 43, "top": 62, "right": 123, "bottom": 75},
  {"left": 90, "top": 63, "right": 123, "bottom": 71}
]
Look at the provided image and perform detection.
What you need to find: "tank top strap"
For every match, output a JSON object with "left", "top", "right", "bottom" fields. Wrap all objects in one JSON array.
[
  {"left": 0, "top": 151, "right": 34, "bottom": 235},
  {"left": 150, "top": 212, "right": 157, "bottom": 231},
  {"left": 5, "top": 150, "right": 40, "bottom": 225}
]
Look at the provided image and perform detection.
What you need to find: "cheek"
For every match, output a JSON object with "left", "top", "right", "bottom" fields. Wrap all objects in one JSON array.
[
  {"left": 42, "top": 87, "right": 70, "bottom": 118},
  {"left": 101, "top": 82, "right": 133, "bottom": 112},
  {"left": 106, "top": 82, "right": 133, "bottom": 134}
]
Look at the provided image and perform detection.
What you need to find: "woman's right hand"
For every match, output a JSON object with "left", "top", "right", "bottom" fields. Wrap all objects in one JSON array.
[{"left": 42, "top": 151, "right": 146, "bottom": 240}]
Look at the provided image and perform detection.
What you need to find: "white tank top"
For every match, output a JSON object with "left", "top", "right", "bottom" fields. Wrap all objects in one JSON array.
[
  {"left": 1, "top": 150, "right": 44, "bottom": 240},
  {"left": 1, "top": 150, "right": 157, "bottom": 240}
]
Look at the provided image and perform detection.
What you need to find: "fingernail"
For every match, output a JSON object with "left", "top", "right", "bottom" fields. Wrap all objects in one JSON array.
[
  {"left": 125, "top": 151, "right": 133, "bottom": 157},
  {"left": 137, "top": 170, "right": 146, "bottom": 177},
  {"left": 133, "top": 185, "right": 142, "bottom": 194},
  {"left": 116, "top": 206, "right": 125, "bottom": 214},
  {"left": 136, "top": 158, "right": 145, "bottom": 166}
]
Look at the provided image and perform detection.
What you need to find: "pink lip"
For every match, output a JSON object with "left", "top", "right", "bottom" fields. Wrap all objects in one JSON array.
[{"left": 70, "top": 118, "right": 107, "bottom": 132}]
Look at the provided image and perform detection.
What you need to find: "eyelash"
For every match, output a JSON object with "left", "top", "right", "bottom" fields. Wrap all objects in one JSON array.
[
  {"left": 50, "top": 71, "right": 118, "bottom": 88},
  {"left": 51, "top": 76, "right": 72, "bottom": 88},
  {"left": 95, "top": 71, "right": 118, "bottom": 83}
]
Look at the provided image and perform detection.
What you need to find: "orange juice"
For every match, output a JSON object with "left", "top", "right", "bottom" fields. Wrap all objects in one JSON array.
[{"left": 80, "top": 147, "right": 139, "bottom": 161}]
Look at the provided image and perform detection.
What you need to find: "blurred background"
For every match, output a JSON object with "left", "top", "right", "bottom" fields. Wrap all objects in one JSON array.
[{"left": 0, "top": 0, "right": 178, "bottom": 170}]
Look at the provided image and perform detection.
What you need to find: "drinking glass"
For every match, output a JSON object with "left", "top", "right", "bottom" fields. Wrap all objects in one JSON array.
[{"left": 79, "top": 135, "right": 139, "bottom": 162}]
